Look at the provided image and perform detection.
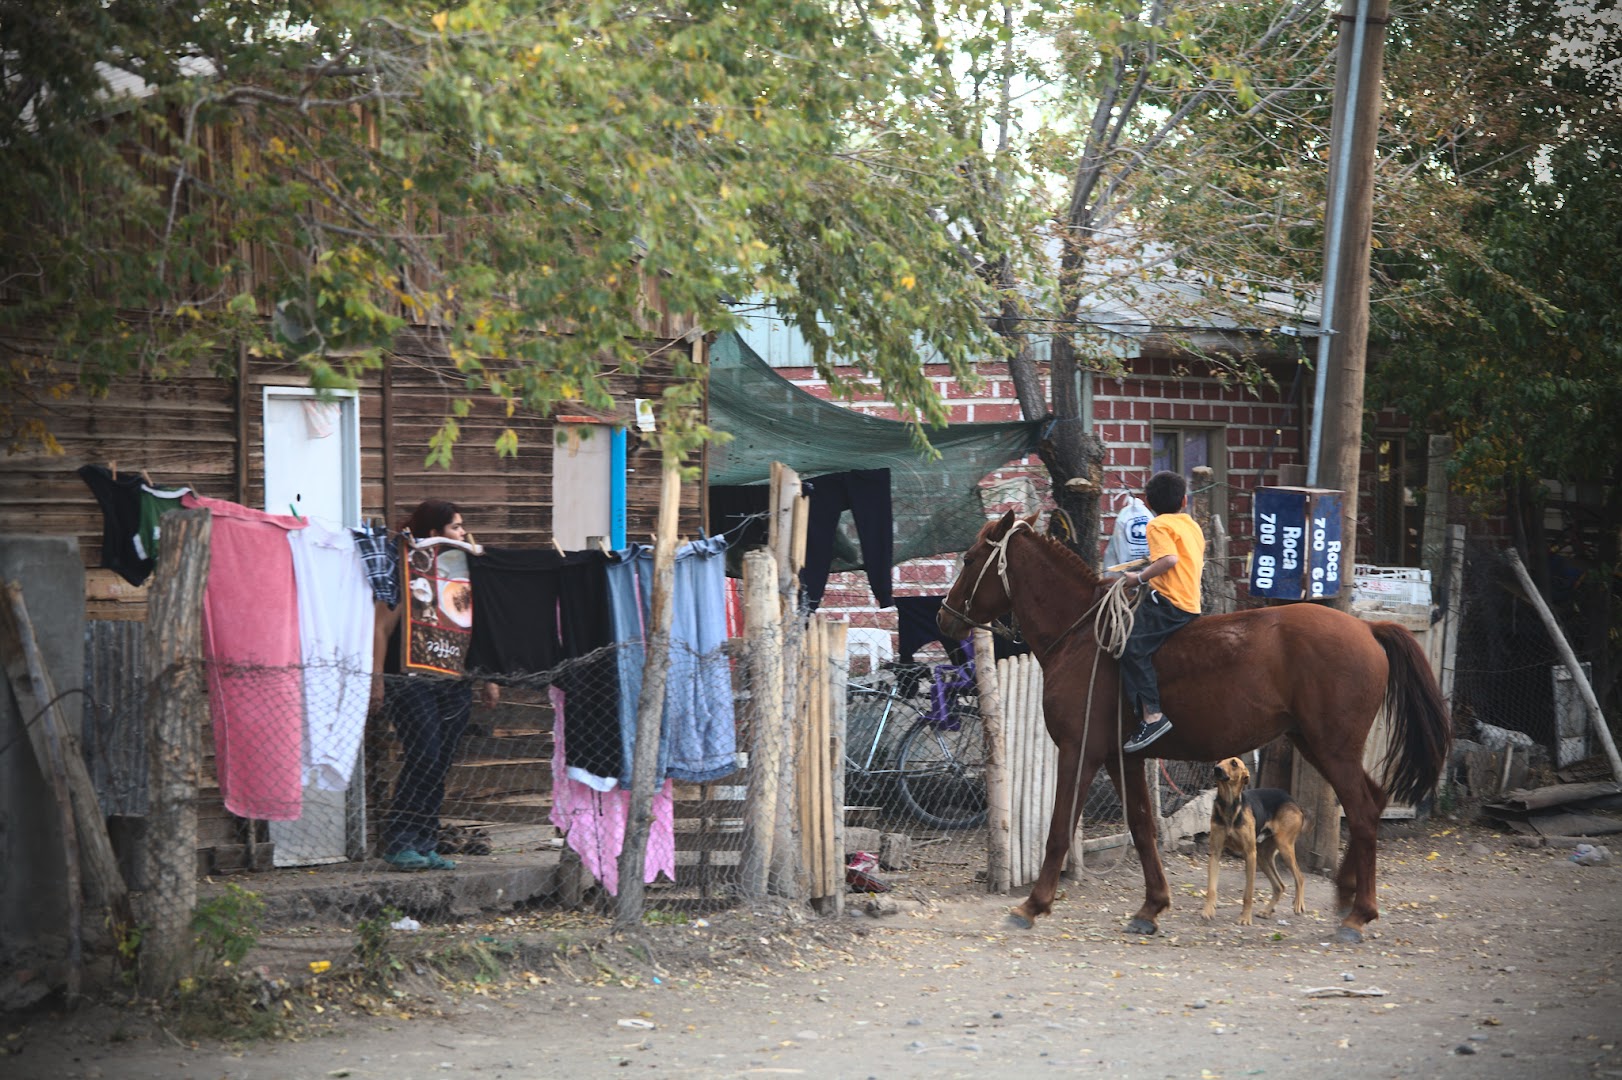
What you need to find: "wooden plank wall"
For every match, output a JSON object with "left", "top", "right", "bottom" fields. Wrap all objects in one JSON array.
[
  {"left": 0, "top": 338, "right": 704, "bottom": 562},
  {"left": 4, "top": 333, "right": 710, "bottom": 876}
]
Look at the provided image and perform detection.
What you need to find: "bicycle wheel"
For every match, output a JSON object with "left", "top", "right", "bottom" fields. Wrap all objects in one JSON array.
[{"left": 895, "top": 704, "right": 987, "bottom": 830}]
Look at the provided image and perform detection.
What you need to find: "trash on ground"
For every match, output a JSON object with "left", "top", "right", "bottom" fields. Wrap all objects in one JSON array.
[{"left": 1304, "top": 986, "right": 1388, "bottom": 998}]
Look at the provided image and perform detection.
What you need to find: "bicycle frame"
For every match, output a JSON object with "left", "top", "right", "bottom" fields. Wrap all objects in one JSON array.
[{"left": 846, "top": 682, "right": 911, "bottom": 776}]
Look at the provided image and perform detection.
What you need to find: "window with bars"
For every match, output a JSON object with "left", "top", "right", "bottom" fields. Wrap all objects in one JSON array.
[{"left": 1151, "top": 426, "right": 1228, "bottom": 530}]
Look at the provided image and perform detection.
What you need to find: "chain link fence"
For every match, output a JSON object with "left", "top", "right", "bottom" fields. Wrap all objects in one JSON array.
[
  {"left": 72, "top": 619, "right": 1173, "bottom": 965},
  {"left": 1446, "top": 541, "right": 1615, "bottom": 795},
  {"left": 48, "top": 526, "right": 1613, "bottom": 1000}
]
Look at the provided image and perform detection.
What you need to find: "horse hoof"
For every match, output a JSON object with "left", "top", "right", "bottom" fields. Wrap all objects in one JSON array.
[
  {"left": 1335, "top": 926, "right": 1364, "bottom": 945},
  {"left": 1123, "top": 917, "right": 1158, "bottom": 936},
  {"left": 1006, "top": 911, "right": 1034, "bottom": 930}
]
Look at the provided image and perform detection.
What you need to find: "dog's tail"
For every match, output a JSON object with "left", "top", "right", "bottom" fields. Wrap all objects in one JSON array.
[{"left": 1371, "top": 621, "right": 1452, "bottom": 806}]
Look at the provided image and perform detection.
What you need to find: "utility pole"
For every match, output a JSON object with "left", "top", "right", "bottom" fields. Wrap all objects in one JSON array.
[{"left": 1297, "top": 0, "right": 1391, "bottom": 872}]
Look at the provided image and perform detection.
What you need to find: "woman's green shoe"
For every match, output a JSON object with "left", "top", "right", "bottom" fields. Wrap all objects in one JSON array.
[{"left": 383, "top": 850, "right": 431, "bottom": 872}]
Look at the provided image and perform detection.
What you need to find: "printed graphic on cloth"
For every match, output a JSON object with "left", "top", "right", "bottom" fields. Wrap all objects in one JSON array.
[{"left": 402, "top": 536, "right": 478, "bottom": 675}]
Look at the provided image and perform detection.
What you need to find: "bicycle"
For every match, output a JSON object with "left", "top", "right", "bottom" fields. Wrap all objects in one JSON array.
[{"left": 844, "top": 658, "right": 987, "bottom": 830}]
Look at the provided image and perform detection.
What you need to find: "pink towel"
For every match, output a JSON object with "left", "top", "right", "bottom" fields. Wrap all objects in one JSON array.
[
  {"left": 548, "top": 686, "right": 674, "bottom": 895},
  {"left": 183, "top": 494, "right": 307, "bottom": 821}
]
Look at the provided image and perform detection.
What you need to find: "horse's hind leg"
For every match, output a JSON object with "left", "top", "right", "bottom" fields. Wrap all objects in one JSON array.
[
  {"left": 1107, "top": 752, "right": 1171, "bottom": 935},
  {"left": 1010, "top": 740, "right": 1094, "bottom": 928},
  {"left": 1293, "top": 742, "right": 1385, "bottom": 943}
]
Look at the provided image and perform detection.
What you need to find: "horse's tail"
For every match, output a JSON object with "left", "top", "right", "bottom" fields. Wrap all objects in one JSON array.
[{"left": 1370, "top": 621, "right": 1452, "bottom": 806}]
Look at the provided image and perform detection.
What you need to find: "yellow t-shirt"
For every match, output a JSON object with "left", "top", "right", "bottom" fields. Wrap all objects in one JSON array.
[{"left": 1147, "top": 512, "right": 1205, "bottom": 614}]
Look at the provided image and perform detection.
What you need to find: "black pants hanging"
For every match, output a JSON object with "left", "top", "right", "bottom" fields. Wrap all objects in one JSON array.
[
  {"left": 467, "top": 548, "right": 622, "bottom": 781},
  {"left": 801, "top": 469, "right": 894, "bottom": 610}
]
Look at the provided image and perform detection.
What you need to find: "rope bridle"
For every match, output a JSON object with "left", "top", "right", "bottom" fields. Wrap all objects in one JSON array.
[{"left": 938, "top": 518, "right": 1034, "bottom": 641}]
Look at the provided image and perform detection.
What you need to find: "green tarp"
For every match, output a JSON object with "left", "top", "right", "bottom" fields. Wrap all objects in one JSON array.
[{"left": 706, "top": 331, "right": 1040, "bottom": 566}]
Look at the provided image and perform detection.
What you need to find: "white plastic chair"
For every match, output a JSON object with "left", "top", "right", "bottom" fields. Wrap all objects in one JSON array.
[{"left": 845, "top": 626, "right": 894, "bottom": 676}]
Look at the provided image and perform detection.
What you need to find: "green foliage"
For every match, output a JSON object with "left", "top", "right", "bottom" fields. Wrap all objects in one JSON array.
[
  {"left": 1, "top": 0, "right": 1020, "bottom": 459},
  {"left": 354, "top": 906, "right": 406, "bottom": 986},
  {"left": 1369, "top": 0, "right": 1622, "bottom": 499},
  {"left": 191, "top": 883, "right": 265, "bottom": 971},
  {"left": 114, "top": 919, "right": 145, "bottom": 986}
]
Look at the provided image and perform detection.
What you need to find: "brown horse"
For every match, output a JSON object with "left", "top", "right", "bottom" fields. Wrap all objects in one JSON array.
[{"left": 937, "top": 511, "right": 1450, "bottom": 943}]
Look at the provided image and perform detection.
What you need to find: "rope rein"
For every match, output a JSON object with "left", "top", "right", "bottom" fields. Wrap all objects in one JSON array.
[
  {"left": 1062, "top": 575, "right": 1141, "bottom": 872},
  {"left": 946, "top": 524, "right": 1149, "bottom": 879}
]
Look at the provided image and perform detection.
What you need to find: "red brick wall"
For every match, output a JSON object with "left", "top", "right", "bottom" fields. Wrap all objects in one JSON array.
[{"left": 773, "top": 357, "right": 1304, "bottom": 655}]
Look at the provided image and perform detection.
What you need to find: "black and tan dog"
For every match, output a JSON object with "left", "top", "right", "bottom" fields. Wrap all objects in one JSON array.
[{"left": 1201, "top": 756, "right": 1307, "bottom": 925}]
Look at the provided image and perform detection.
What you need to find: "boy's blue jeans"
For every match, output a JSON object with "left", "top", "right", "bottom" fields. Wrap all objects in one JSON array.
[{"left": 1119, "top": 589, "right": 1198, "bottom": 718}]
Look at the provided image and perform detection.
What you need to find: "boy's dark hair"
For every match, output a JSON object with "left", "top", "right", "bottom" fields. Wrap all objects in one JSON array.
[{"left": 1144, "top": 471, "right": 1187, "bottom": 515}]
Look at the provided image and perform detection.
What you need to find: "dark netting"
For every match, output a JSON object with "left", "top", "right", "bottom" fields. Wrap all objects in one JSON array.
[
  {"left": 706, "top": 330, "right": 1040, "bottom": 568},
  {"left": 1451, "top": 542, "right": 1567, "bottom": 750}
]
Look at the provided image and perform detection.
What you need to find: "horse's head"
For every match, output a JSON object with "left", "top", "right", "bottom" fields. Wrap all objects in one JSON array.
[{"left": 937, "top": 510, "right": 1033, "bottom": 639}]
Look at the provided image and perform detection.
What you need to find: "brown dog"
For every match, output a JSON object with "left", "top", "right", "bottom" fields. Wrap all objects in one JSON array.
[{"left": 1201, "top": 756, "right": 1307, "bottom": 925}]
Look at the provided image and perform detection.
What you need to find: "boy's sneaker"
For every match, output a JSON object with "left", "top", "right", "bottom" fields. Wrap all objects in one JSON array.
[
  {"left": 1123, "top": 716, "right": 1173, "bottom": 753},
  {"left": 383, "top": 850, "right": 431, "bottom": 872}
]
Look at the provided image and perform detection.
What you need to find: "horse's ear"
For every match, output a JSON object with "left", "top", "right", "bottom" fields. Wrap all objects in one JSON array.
[
  {"left": 1022, "top": 510, "right": 1041, "bottom": 530},
  {"left": 994, "top": 509, "right": 1017, "bottom": 536}
]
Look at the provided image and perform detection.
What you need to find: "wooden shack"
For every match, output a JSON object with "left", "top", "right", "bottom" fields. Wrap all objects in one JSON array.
[{"left": 0, "top": 319, "right": 713, "bottom": 877}]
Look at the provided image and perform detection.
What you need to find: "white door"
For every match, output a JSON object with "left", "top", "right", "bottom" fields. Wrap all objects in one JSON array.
[
  {"left": 263, "top": 388, "right": 365, "bottom": 866},
  {"left": 263, "top": 389, "right": 360, "bottom": 526},
  {"left": 552, "top": 423, "right": 613, "bottom": 549}
]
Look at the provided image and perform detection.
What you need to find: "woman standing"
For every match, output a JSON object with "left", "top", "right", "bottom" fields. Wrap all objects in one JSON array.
[{"left": 371, "top": 499, "right": 497, "bottom": 871}]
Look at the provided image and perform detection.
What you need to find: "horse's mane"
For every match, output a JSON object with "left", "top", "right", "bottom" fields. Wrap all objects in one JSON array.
[{"left": 1020, "top": 517, "right": 1102, "bottom": 587}]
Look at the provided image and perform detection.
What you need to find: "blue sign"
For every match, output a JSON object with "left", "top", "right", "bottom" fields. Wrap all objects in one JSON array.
[{"left": 1251, "top": 487, "right": 1343, "bottom": 600}]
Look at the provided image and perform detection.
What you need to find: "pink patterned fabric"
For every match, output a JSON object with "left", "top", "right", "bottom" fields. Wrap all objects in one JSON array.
[
  {"left": 548, "top": 686, "right": 675, "bottom": 895},
  {"left": 183, "top": 493, "right": 307, "bottom": 821}
]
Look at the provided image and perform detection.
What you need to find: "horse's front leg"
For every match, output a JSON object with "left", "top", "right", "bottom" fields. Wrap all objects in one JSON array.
[
  {"left": 1109, "top": 753, "right": 1170, "bottom": 935},
  {"left": 1010, "top": 739, "right": 1094, "bottom": 928}
]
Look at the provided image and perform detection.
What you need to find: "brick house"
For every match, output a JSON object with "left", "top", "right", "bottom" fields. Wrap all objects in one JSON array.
[{"left": 731, "top": 316, "right": 1434, "bottom": 655}]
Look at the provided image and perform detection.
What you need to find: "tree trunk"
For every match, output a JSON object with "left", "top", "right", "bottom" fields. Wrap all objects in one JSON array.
[
  {"left": 1008, "top": 332, "right": 1104, "bottom": 565},
  {"left": 140, "top": 508, "right": 211, "bottom": 998},
  {"left": 615, "top": 457, "right": 681, "bottom": 931}
]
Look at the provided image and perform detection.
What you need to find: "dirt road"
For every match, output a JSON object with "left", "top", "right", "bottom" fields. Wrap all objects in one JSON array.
[{"left": 7, "top": 825, "right": 1619, "bottom": 1079}]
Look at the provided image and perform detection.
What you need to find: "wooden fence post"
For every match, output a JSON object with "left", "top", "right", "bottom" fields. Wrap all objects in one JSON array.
[
  {"left": 140, "top": 508, "right": 211, "bottom": 998},
  {"left": 740, "top": 550, "right": 783, "bottom": 899},
  {"left": 1440, "top": 525, "right": 1465, "bottom": 703},
  {"left": 825, "top": 620, "right": 847, "bottom": 917},
  {"left": 797, "top": 617, "right": 828, "bottom": 906},
  {"left": 974, "top": 629, "right": 1011, "bottom": 894},
  {"left": 616, "top": 456, "right": 681, "bottom": 930},
  {"left": 768, "top": 463, "right": 809, "bottom": 896},
  {"left": 1420, "top": 435, "right": 1452, "bottom": 588}
]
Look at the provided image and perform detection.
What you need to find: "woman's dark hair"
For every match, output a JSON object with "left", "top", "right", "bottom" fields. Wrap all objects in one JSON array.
[
  {"left": 1144, "top": 471, "right": 1187, "bottom": 515},
  {"left": 400, "top": 498, "right": 460, "bottom": 537}
]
